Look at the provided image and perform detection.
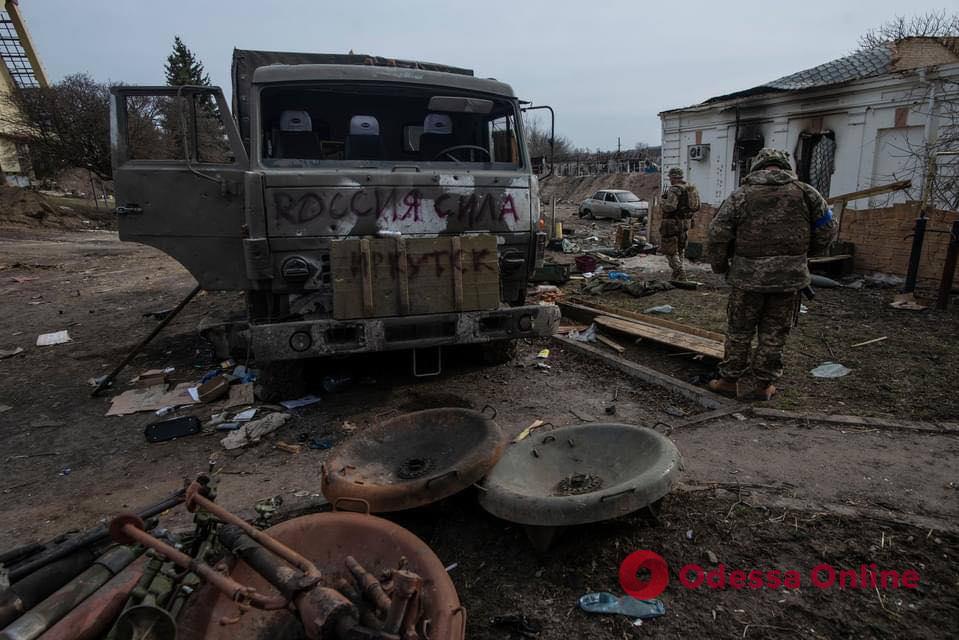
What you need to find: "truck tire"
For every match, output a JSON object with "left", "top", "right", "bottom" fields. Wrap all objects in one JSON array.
[
  {"left": 579, "top": 208, "right": 590, "bottom": 219},
  {"left": 480, "top": 339, "right": 517, "bottom": 365}
]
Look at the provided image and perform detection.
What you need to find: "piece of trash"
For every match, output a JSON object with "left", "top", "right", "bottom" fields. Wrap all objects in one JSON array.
[
  {"left": 799, "top": 304, "right": 808, "bottom": 314},
  {"left": 444, "top": 562, "right": 459, "bottom": 573},
  {"left": 851, "top": 336, "right": 887, "bottom": 348},
  {"left": 155, "top": 406, "right": 174, "bottom": 417},
  {"left": 706, "top": 550, "right": 719, "bottom": 564},
  {"left": 490, "top": 613, "right": 543, "bottom": 636},
  {"left": 59, "top": 467, "right": 72, "bottom": 477},
  {"left": 686, "top": 529, "right": 694, "bottom": 540},
  {"left": 568, "top": 324, "right": 597, "bottom": 343},
  {"left": 578, "top": 593, "right": 666, "bottom": 620},
  {"left": 608, "top": 271, "right": 631, "bottom": 281},
  {"left": 890, "top": 293, "right": 927, "bottom": 311},
  {"left": 810, "top": 362, "right": 851, "bottom": 378},
  {"left": 190, "top": 374, "right": 230, "bottom": 403},
  {"left": 221, "top": 412, "right": 292, "bottom": 450},
  {"left": 534, "top": 362, "right": 551, "bottom": 370},
  {"left": 731, "top": 412, "right": 747, "bottom": 421},
  {"left": 513, "top": 419, "right": 545, "bottom": 443},
  {"left": 308, "top": 436, "right": 334, "bottom": 450},
  {"left": 0, "top": 405, "right": 11, "bottom": 414},
  {"left": 36, "top": 330, "right": 71, "bottom": 347},
  {"left": 644, "top": 305, "right": 673, "bottom": 314},
  {"left": 275, "top": 441, "right": 302, "bottom": 454},
  {"left": 232, "top": 408, "right": 258, "bottom": 422},
  {"left": 664, "top": 406, "right": 685, "bottom": 418},
  {"left": 810, "top": 274, "right": 841, "bottom": 288},
  {"left": 321, "top": 375, "right": 353, "bottom": 393},
  {"left": 536, "top": 348, "right": 550, "bottom": 359},
  {"left": 846, "top": 279, "right": 865, "bottom": 290},
  {"left": 215, "top": 422, "right": 240, "bottom": 432},
  {"left": 231, "top": 365, "right": 257, "bottom": 384},
  {"left": 134, "top": 368, "right": 170, "bottom": 388},
  {"left": 87, "top": 375, "right": 109, "bottom": 388},
  {"left": 0, "top": 347, "right": 24, "bottom": 359},
  {"left": 280, "top": 395, "right": 322, "bottom": 410},
  {"left": 145, "top": 416, "right": 201, "bottom": 443}
]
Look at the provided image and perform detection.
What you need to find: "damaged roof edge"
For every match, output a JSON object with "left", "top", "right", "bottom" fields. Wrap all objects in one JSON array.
[{"left": 252, "top": 63, "right": 516, "bottom": 98}]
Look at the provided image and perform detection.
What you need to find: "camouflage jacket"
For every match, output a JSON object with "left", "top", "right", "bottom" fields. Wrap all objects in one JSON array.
[
  {"left": 707, "top": 169, "right": 837, "bottom": 292},
  {"left": 660, "top": 183, "right": 692, "bottom": 237}
]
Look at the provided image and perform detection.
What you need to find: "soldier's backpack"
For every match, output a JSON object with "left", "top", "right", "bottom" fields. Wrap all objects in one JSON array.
[{"left": 681, "top": 184, "right": 701, "bottom": 215}]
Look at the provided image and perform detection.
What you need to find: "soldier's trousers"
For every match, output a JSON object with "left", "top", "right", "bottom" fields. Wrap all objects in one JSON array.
[
  {"left": 719, "top": 288, "right": 799, "bottom": 384},
  {"left": 661, "top": 234, "right": 687, "bottom": 281}
]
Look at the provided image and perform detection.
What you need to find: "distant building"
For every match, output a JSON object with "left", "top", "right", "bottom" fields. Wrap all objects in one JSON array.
[
  {"left": 0, "top": 0, "right": 48, "bottom": 185},
  {"left": 659, "top": 38, "right": 959, "bottom": 209}
]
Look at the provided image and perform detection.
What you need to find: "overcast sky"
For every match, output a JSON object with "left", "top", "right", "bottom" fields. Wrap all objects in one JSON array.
[{"left": 21, "top": 0, "right": 954, "bottom": 151}]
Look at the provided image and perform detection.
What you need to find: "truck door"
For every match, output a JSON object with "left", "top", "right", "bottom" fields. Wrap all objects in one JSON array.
[{"left": 110, "top": 86, "right": 250, "bottom": 289}]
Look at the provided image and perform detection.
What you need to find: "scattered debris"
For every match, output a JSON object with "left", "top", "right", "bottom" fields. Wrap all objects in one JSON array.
[
  {"left": 664, "top": 406, "right": 686, "bottom": 418},
  {"left": 608, "top": 271, "right": 631, "bottom": 281},
  {"left": 275, "top": 441, "right": 303, "bottom": 454},
  {"left": 536, "top": 348, "right": 550, "bottom": 359},
  {"left": 890, "top": 292, "right": 927, "bottom": 311},
  {"left": 220, "top": 412, "right": 292, "bottom": 450},
  {"left": 106, "top": 383, "right": 198, "bottom": 416},
  {"left": 644, "top": 304, "right": 674, "bottom": 314},
  {"left": 132, "top": 367, "right": 172, "bottom": 387},
  {"left": 0, "top": 346, "right": 24, "bottom": 359},
  {"left": 188, "top": 374, "right": 231, "bottom": 403},
  {"left": 800, "top": 304, "right": 809, "bottom": 314},
  {"left": 596, "top": 333, "right": 626, "bottom": 354},
  {"left": 851, "top": 336, "right": 888, "bottom": 348},
  {"left": 145, "top": 416, "right": 201, "bottom": 443},
  {"left": 593, "top": 315, "right": 723, "bottom": 359},
  {"left": 578, "top": 592, "right": 666, "bottom": 620},
  {"left": 280, "top": 394, "right": 322, "bottom": 410},
  {"left": 233, "top": 407, "right": 258, "bottom": 422},
  {"left": 706, "top": 549, "right": 719, "bottom": 564},
  {"left": 308, "top": 436, "right": 334, "bottom": 450},
  {"left": 36, "top": 330, "right": 71, "bottom": 347},
  {"left": 513, "top": 419, "right": 546, "bottom": 443},
  {"left": 810, "top": 362, "right": 852, "bottom": 378},
  {"left": 568, "top": 324, "right": 597, "bottom": 343}
]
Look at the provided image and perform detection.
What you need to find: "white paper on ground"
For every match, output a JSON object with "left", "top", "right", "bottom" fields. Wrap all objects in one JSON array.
[{"left": 36, "top": 330, "right": 71, "bottom": 346}]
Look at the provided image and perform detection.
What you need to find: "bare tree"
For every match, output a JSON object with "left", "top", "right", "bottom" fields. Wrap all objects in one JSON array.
[
  {"left": 523, "top": 118, "right": 574, "bottom": 160},
  {"left": 858, "top": 11, "right": 959, "bottom": 50}
]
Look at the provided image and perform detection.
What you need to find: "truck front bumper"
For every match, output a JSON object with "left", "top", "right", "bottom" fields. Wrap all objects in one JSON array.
[{"left": 250, "top": 304, "right": 560, "bottom": 361}]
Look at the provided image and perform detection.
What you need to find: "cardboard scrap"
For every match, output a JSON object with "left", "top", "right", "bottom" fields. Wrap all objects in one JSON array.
[
  {"left": 107, "top": 383, "right": 199, "bottom": 417},
  {"left": 0, "top": 347, "right": 24, "bottom": 359},
  {"left": 220, "top": 412, "right": 291, "bottom": 450},
  {"left": 37, "top": 330, "right": 71, "bottom": 347}
]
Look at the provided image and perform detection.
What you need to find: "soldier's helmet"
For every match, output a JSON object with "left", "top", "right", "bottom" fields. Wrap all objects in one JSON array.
[
  {"left": 751, "top": 148, "right": 792, "bottom": 171},
  {"left": 668, "top": 167, "right": 684, "bottom": 179}
]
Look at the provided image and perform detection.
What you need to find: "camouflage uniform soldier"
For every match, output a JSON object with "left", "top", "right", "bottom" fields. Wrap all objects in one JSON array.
[
  {"left": 706, "top": 148, "right": 837, "bottom": 400},
  {"left": 660, "top": 167, "right": 697, "bottom": 281}
]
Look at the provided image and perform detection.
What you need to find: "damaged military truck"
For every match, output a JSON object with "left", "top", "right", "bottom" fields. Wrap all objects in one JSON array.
[{"left": 110, "top": 50, "right": 559, "bottom": 373}]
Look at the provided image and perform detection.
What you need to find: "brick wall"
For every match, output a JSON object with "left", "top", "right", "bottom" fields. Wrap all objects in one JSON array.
[
  {"left": 650, "top": 200, "right": 959, "bottom": 287},
  {"left": 839, "top": 203, "right": 959, "bottom": 286}
]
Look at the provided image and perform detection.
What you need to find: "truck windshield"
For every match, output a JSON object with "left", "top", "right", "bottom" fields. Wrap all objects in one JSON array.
[{"left": 259, "top": 84, "right": 524, "bottom": 169}]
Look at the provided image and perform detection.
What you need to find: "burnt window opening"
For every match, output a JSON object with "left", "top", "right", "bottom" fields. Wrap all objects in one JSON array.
[
  {"left": 733, "top": 124, "right": 764, "bottom": 184},
  {"left": 795, "top": 131, "right": 836, "bottom": 197}
]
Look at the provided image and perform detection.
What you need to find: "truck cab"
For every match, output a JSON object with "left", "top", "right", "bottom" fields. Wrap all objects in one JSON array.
[{"left": 110, "top": 51, "right": 559, "bottom": 368}]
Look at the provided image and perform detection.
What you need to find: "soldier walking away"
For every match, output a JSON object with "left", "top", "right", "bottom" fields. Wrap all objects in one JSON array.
[
  {"left": 705, "top": 148, "right": 837, "bottom": 401},
  {"left": 660, "top": 167, "right": 700, "bottom": 282}
]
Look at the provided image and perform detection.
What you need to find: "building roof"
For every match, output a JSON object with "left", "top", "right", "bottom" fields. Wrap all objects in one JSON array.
[{"left": 665, "top": 37, "right": 959, "bottom": 113}]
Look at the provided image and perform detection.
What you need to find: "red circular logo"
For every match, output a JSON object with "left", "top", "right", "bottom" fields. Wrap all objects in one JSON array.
[{"left": 619, "top": 550, "right": 669, "bottom": 598}]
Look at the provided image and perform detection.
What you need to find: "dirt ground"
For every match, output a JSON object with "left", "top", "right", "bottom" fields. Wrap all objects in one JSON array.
[{"left": 1, "top": 226, "right": 957, "bottom": 639}]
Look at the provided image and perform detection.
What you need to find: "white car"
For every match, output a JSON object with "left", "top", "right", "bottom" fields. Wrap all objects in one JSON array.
[{"left": 579, "top": 190, "right": 649, "bottom": 220}]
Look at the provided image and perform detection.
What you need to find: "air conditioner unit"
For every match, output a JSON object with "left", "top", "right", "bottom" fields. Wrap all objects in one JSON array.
[{"left": 689, "top": 144, "right": 710, "bottom": 161}]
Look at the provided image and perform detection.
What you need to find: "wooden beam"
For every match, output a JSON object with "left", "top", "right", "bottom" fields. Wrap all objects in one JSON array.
[
  {"left": 751, "top": 407, "right": 958, "bottom": 434},
  {"left": 596, "top": 334, "right": 626, "bottom": 354},
  {"left": 552, "top": 335, "right": 734, "bottom": 410},
  {"left": 594, "top": 315, "right": 724, "bottom": 359},
  {"left": 826, "top": 179, "right": 912, "bottom": 205},
  {"left": 562, "top": 299, "right": 726, "bottom": 342}
]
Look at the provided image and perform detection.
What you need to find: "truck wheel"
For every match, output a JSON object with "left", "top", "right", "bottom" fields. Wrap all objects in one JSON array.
[
  {"left": 480, "top": 340, "right": 517, "bottom": 365},
  {"left": 579, "top": 208, "right": 590, "bottom": 219},
  {"left": 255, "top": 360, "right": 308, "bottom": 403}
]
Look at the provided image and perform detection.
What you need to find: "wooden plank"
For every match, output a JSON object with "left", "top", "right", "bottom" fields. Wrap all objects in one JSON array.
[
  {"left": 751, "top": 407, "right": 957, "bottom": 434},
  {"left": 594, "top": 315, "right": 724, "bottom": 359},
  {"left": 563, "top": 299, "right": 725, "bottom": 342},
  {"left": 826, "top": 179, "right": 911, "bottom": 205},
  {"left": 553, "top": 336, "right": 733, "bottom": 410},
  {"left": 596, "top": 334, "right": 626, "bottom": 354}
]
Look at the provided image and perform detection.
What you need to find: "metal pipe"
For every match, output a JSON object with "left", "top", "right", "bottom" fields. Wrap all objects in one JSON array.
[
  {"left": 91, "top": 285, "right": 202, "bottom": 397},
  {"left": 344, "top": 556, "right": 390, "bottom": 613},
  {"left": 217, "top": 525, "right": 316, "bottom": 599},
  {"left": 8, "top": 490, "right": 184, "bottom": 583},
  {"left": 0, "top": 550, "right": 95, "bottom": 628},
  {"left": 34, "top": 555, "right": 147, "bottom": 640},
  {"left": 937, "top": 220, "right": 959, "bottom": 310},
  {"left": 902, "top": 216, "right": 928, "bottom": 294},
  {"left": 186, "top": 483, "right": 320, "bottom": 578},
  {"left": 0, "top": 546, "right": 138, "bottom": 640},
  {"left": 0, "top": 543, "right": 43, "bottom": 567},
  {"left": 108, "top": 516, "right": 287, "bottom": 611}
]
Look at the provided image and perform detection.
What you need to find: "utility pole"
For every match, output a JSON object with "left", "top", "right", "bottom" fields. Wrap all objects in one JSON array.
[{"left": 617, "top": 137, "right": 621, "bottom": 154}]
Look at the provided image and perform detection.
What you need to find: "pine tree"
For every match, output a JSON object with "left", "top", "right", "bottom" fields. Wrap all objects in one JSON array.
[{"left": 164, "top": 36, "right": 210, "bottom": 86}]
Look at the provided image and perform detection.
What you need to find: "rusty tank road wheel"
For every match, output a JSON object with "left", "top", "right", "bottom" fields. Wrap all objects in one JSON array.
[
  {"left": 176, "top": 512, "right": 464, "bottom": 640},
  {"left": 478, "top": 423, "right": 682, "bottom": 551},
  {"left": 321, "top": 407, "right": 506, "bottom": 513}
]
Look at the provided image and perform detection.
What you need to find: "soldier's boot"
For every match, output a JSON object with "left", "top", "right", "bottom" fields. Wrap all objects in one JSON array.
[
  {"left": 737, "top": 383, "right": 777, "bottom": 401},
  {"left": 707, "top": 378, "right": 738, "bottom": 396}
]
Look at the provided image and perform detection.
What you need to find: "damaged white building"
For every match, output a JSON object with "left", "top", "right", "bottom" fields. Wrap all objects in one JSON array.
[{"left": 659, "top": 37, "right": 959, "bottom": 209}]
